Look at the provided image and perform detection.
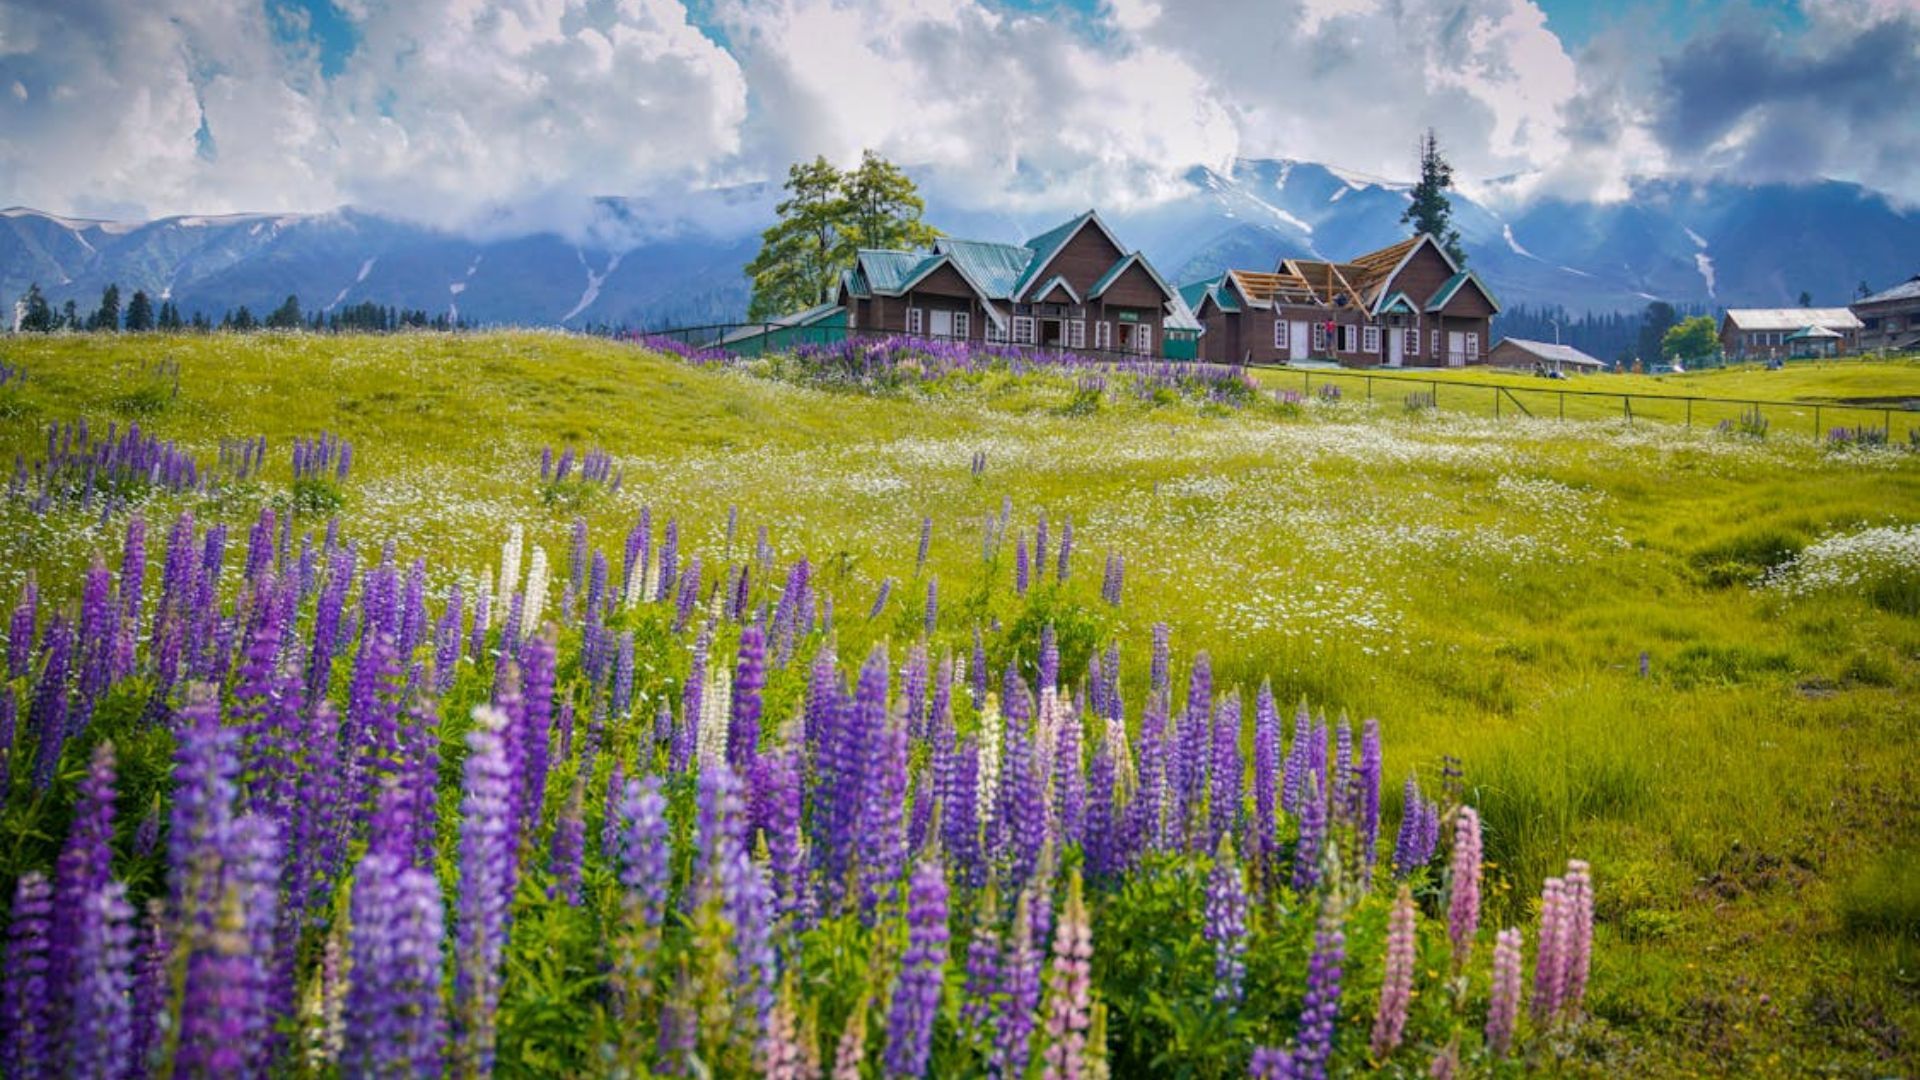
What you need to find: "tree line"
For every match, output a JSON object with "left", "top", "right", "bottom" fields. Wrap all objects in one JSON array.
[
  {"left": 1493, "top": 299, "right": 1717, "bottom": 366},
  {"left": 8, "top": 282, "right": 468, "bottom": 334}
]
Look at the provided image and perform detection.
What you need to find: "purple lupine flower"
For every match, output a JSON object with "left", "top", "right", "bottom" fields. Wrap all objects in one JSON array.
[
  {"left": 673, "top": 555, "right": 702, "bottom": 633},
  {"left": 1447, "top": 807, "right": 1482, "bottom": 969},
  {"left": 130, "top": 901, "right": 167, "bottom": 1078},
  {"left": 1041, "top": 869, "right": 1093, "bottom": 1080},
  {"left": 916, "top": 516, "right": 933, "bottom": 576},
  {"left": 1532, "top": 874, "right": 1571, "bottom": 1024},
  {"left": 1053, "top": 699, "right": 1086, "bottom": 848},
  {"left": 1084, "top": 743, "right": 1117, "bottom": 881},
  {"left": 1131, "top": 690, "right": 1167, "bottom": 854},
  {"left": 1393, "top": 775, "right": 1438, "bottom": 879},
  {"left": 656, "top": 519, "right": 680, "bottom": 603},
  {"left": 1205, "top": 837, "right": 1249, "bottom": 1005},
  {"left": 74, "top": 558, "right": 115, "bottom": 730},
  {"left": 344, "top": 629, "right": 403, "bottom": 822},
  {"left": 902, "top": 644, "right": 929, "bottom": 738},
  {"left": 1357, "top": 719, "right": 1383, "bottom": 876},
  {"left": 169, "top": 686, "right": 237, "bottom": 920},
  {"left": 1371, "top": 886, "right": 1417, "bottom": 1059},
  {"left": 960, "top": 891, "right": 1002, "bottom": 1046},
  {"left": 1, "top": 872, "right": 53, "bottom": 1078},
  {"left": 549, "top": 778, "right": 587, "bottom": 906},
  {"left": 519, "top": 631, "right": 557, "bottom": 840},
  {"left": 610, "top": 774, "right": 670, "bottom": 1068},
  {"left": 1015, "top": 536, "right": 1030, "bottom": 596},
  {"left": 996, "top": 888, "right": 1044, "bottom": 1078},
  {"left": 434, "top": 582, "right": 465, "bottom": 694},
  {"left": 1055, "top": 517, "right": 1072, "bottom": 582},
  {"left": 1209, "top": 690, "right": 1241, "bottom": 847},
  {"left": 454, "top": 705, "right": 516, "bottom": 1077},
  {"left": 624, "top": 507, "right": 652, "bottom": 603},
  {"left": 1252, "top": 682, "right": 1281, "bottom": 882},
  {"left": 869, "top": 578, "right": 894, "bottom": 620},
  {"left": 1290, "top": 898, "right": 1346, "bottom": 1080},
  {"left": 1281, "top": 699, "right": 1310, "bottom": 815},
  {"left": 971, "top": 626, "right": 987, "bottom": 709},
  {"left": 1038, "top": 623, "right": 1058, "bottom": 695},
  {"left": 1292, "top": 772, "right": 1327, "bottom": 894},
  {"left": 344, "top": 851, "right": 447, "bottom": 1077},
  {"left": 50, "top": 740, "right": 119, "bottom": 1055},
  {"left": 1001, "top": 694, "right": 1047, "bottom": 891},
  {"left": 1249, "top": 1047, "right": 1289, "bottom": 1079},
  {"left": 1487, "top": 927, "right": 1523, "bottom": 1058},
  {"left": 29, "top": 614, "right": 73, "bottom": 790},
  {"left": 8, "top": 579, "right": 37, "bottom": 680},
  {"left": 924, "top": 576, "right": 939, "bottom": 637},
  {"left": 673, "top": 625, "right": 709, "bottom": 774},
  {"left": 1174, "top": 652, "right": 1211, "bottom": 848},
  {"left": 1331, "top": 718, "right": 1353, "bottom": 826},
  {"left": 885, "top": 853, "right": 950, "bottom": 1078},
  {"left": 176, "top": 814, "right": 280, "bottom": 1078},
  {"left": 859, "top": 705, "right": 910, "bottom": 923},
  {"left": 730, "top": 623, "right": 765, "bottom": 770},
  {"left": 613, "top": 630, "right": 635, "bottom": 718},
  {"left": 941, "top": 733, "right": 981, "bottom": 888},
  {"left": 753, "top": 746, "right": 808, "bottom": 926}
]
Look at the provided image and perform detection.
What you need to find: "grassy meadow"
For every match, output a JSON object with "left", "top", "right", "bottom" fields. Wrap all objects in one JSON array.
[{"left": 1, "top": 332, "right": 1916, "bottom": 1075}]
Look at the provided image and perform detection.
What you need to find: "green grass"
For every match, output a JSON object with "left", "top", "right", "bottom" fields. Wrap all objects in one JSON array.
[{"left": 2, "top": 330, "right": 1918, "bottom": 1075}]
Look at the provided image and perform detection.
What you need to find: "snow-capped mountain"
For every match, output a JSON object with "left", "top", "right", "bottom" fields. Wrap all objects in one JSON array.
[{"left": 5, "top": 159, "right": 1917, "bottom": 328}]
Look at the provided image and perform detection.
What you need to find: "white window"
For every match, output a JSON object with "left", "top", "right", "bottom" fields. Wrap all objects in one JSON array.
[
  {"left": 1342, "top": 324, "right": 1358, "bottom": 353},
  {"left": 953, "top": 312, "right": 971, "bottom": 339},
  {"left": 1012, "top": 316, "right": 1036, "bottom": 345},
  {"left": 1363, "top": 326, "right": 1381, "bottom": 354},
  {"left": 1311, "top": 323, "right": 1328, "bottom": 351},
  {"left": 1273, "top": 320, "right": 1289, "bottom": 350},
  {"left": 1466, "top": 332, "right": 1480, "bottom": 360},
  {"left": 906, "top": 307, "right": 923, "bottom": 336},
  {"left": 985, "top": 319, "right": 1007, "bottom": 344},
  {"left": 1094, "top": 321, "right": 1112, "bottom": 349},
  {"left": 1134, "top": 324, "right": 1153, "bottom": 355},
  {"left": 1431, "top": 329, "right": 1441, "bottom": 357},
  {"left": 1407, "top": 327, "right": 1420, "bottom": 356},
  {"left": 1067, "top": 319, "right": 1086, "bottom": 349}
]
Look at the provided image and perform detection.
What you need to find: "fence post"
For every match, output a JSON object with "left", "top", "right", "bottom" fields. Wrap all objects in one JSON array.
[
  {"left": 1686, "top": 399, "right": 1692, "bottom": 428},
  {"left": 1814, "top": 405, "right": 1821, "bottom": 440},
  {"left": 1494, "top": 387, "right": 1500, "bottom": 419},
  {"left": 1559, "top": 391, "right": 1566, "bottom": 420},
  {"left": 1367, "top": 377, "right": 1373, "bottom": 402}
]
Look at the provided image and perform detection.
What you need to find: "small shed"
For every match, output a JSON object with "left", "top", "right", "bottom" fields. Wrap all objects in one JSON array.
[{"left": 1483, "top": 337, "right": 1606, "bottom": 373}]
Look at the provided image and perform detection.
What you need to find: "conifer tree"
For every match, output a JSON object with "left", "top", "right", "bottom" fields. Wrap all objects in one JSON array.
[
  {"left": 124, "top": 290, "right": 155, "bottom": 331},
  {"left": 1401, "top": 129, "right": 1464, "bottom": 265}
]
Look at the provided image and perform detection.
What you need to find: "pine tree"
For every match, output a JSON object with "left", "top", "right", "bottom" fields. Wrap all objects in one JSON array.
[
  {"left": 62, "top": 300, "right": 81, "bottom": 330},
  {"left": 266, "top": 294, "right": 303, "bottom": 330},
  {"left": 89, "top": 283, "right": 122, "bottom": 331},
  {"left": 1401, "top": 129, "right": 1464, "bottom": 265},
  {"left": 20, "top": 284, "right": 54, "bottom": 332},
  {"left": 124, "top": 290, "right": 155, "bottom": 332}
]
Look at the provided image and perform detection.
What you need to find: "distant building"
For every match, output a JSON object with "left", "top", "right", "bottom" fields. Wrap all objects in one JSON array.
[
  {"left": 832, "top": 210, "right": 1201, "bottom": 359},
  {"left": 1718, "top": 308, "right": 1862, "bottom": 360},
  {"left": 1183, "top": 234, "right": 1498, "bottom": 367},
  {"left": 1483, "top": 338, "right": 1606, "bottom": 373},
  {"left": 1851, "top": 275, "right": 1920, "bottom": 353}
]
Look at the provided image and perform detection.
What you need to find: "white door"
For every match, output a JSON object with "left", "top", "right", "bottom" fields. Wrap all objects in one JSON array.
[
  {"left": 929, "top": 310, "right": 954, "bottom": 339},
  {"left": 1388, "top": 328, "right": 1404, "bottom": 367},
  {"left": 1448, "top": 331, "right": 1466, "bottom": 367},
  {"left": 1289, "top": 321, "right": 1309, "bottom": 361}
]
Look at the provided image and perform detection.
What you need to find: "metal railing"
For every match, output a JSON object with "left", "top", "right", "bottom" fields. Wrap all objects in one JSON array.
[{"left": 1250, "top": 363, "right": 1917, "bottom": 440}]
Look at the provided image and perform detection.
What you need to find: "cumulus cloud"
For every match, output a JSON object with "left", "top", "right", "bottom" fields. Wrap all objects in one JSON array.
[
  {"left": 0, "top": 0, "right": 1914, "bottom": 230},
  {"left": 0, "top": 0, "right": 749, "bottom": 232},
  {"left": 1648, "top": 7, "right": 1920, "bottom": 197}
]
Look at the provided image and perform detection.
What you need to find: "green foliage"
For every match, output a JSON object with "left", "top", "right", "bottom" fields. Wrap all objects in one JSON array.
[
  {"left": 288, "top": 475, "right": 346, "bottom": 515},
  {"left": 265, "top": 294, "right": 304, "bottom": 330},
  {"left": 1662, "top": 316, "right": 1719, "bottom": 362},
  {"left": 744, "top": 151, "right": 938, "bottom": 320},
  {"left": 1401, "top": 129, "right": 1464, "bottom": 265},
  {"left": 1690, "top": 526, "right": 1805, "bottom": 588},
  {"left": 1837, "top": 849, "right": 1920, "bottom": 938}
]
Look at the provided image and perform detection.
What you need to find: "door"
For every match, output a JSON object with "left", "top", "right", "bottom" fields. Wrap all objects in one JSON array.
[
  {"left": 1289, "top": 322, "right": 1308, "bottom": 361},
  {"left": 1448, "top": 331, "right": 1466, "bottom": 366},
  {"left": 929, "top": 310, "right": 954, "bottom": 339},
  {"left": 1388, "top": 327, "right": 1403, "bottom": 367}
]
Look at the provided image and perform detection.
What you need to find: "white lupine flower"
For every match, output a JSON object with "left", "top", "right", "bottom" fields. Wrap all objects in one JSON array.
[
  {"left": 977, "top": 693, "right": 1003, "bottom": 833},
  {"left": 624, "top": 550, "right": 648, "bottom": 607},
  {"left": 698, "top": 666, "right": 732, "bottom": 772},
  {"left": 497, "top": 525, "right": 524, "bottom": 613},
  {"left": 639, "top": 556, "right": 660, "bottom": 607},
  {"left": 1106, "top": 715, "right": 1137, "bottom": 799},
  {"left": 523, "top": 546, "right": 550, "bottom": 636}
]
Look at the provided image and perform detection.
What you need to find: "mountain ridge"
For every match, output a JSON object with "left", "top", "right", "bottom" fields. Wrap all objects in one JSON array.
[{"left": 5, "top": 160, "right": 1917, "bottom": 329}]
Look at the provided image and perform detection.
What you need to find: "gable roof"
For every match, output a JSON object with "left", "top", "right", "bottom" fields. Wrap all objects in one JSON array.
[
  {"left": 1854, "top": 275, "right": 1920, "bottom": 306},
  {"left": 935, "top": 238, "right": 1031, "bottom": 299},
  {"left": 1089, "top": 252, "right": 1177, "bottom": 303},
  {"left": 1224, "top": 269, "right": 1318, "bottom": 308},
  {"left": 1013, "top": 210, "right": 1129, "bottom": 300},
  {"left": 1494, "top": 338, "right": 1605, "bottom": 368},
  {"left": 1375, "top": 290, "right": 1419, "bottom": 315},
  {"left": 1425, "top": 269, "right": 1501, "bottom": 314},
  {"left": 1723, "top": 308, "right": 1863, "bottom": 332},
  {"left": 1030, "top": 274, "right": 1082, "bottom": 304}
]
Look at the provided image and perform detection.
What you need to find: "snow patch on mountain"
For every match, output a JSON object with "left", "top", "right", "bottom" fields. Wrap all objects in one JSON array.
[
  {"left": 562, "top": 250, "right": 622, "bottom": 323},
  {"left": 329, "top": 257, "right": 378, "bottom": 310},
  {"left": 1683, "top": 226, "right": 1709, "bottom": 249},
  {"left": 1503, "top": 224, "right": 1535, "bottom": 259},
  {"left": 1695, "top": 253, "right": 1717, "bottom": 298}
]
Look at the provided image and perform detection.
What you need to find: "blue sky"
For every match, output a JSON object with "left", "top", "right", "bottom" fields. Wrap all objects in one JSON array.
[{"left": 2, "top": 0, "right": 1914, "bottom": 227}]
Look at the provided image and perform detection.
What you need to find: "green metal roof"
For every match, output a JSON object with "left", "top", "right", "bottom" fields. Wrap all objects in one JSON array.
[
  {"left": 855, "top": 250, "right": 931, "bottom": 294},
  {"left": 936, "top": 238, "right": 1030, "bottom": 300},
  {"left": 1178, "top": 279, "right": 1214, "bottom": 310},
  {"left": 1425, "top": 270, "right": 1500, "bottom": 314}
]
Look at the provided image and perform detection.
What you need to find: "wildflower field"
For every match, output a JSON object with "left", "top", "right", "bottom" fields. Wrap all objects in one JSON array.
[{"left": 0, "top": 331, "right": 1915, "bottom": 1078}]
